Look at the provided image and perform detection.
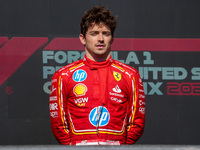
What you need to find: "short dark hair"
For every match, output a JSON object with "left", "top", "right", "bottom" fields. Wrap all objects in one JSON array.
[{"left": 80, "top": 6, "right": 117, "bottom": 37}]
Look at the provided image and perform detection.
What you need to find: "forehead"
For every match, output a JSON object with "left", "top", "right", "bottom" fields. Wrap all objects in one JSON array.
[{"left": 87, "top": 22, "right": 111, "bottom": 32}]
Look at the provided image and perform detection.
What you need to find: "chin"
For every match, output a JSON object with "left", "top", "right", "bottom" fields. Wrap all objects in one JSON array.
[{"left": 96, "top": 50, "right": 107, "bottom": 54}]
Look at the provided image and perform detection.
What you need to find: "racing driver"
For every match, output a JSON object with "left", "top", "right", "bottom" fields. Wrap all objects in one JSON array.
[{"left": 49, "top": 6, "right": 145, "bottom": 145}]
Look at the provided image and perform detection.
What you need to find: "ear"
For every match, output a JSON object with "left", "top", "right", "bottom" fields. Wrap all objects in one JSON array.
[{"left": 79, "top": 34, "right": 86, "bottom": 45}]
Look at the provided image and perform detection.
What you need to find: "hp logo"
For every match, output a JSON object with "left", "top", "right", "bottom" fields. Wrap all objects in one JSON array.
[
  {"left": 89, "top": 106, "right": 110, "bottom": 127},
  {"left": 73, "top": 70, "right": 87, "bottom": 82}
]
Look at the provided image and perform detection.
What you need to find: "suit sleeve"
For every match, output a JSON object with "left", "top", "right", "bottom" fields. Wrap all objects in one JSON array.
[
  {"left": 126, "top": 72, "right": 145, "bottom": 144},
  {"left": 49, "top": 72, "right": 70, "bottom": 144}
]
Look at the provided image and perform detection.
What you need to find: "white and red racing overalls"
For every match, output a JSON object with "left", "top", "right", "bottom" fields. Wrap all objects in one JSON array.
[{"left": 49, "top": 56, "right": 145, "bottom": 145}]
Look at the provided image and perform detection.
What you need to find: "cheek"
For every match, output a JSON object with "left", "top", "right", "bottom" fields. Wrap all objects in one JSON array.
[
  {"left": 106, "top": 38, "right": 112, "bottom": 44},
  {"left": 86, "top": 41, "right": 93, "bottom": 47},
  {"left": 85, "top": 41, "right": 95, "bottom": 50},
  {"left": 86, "top": 39, "right": 96, "bottom": 46}
]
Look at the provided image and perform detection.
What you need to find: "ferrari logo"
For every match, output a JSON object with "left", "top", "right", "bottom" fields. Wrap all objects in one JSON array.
[{"left": 113, "top": 71, "right": 121, "bottom": 81}]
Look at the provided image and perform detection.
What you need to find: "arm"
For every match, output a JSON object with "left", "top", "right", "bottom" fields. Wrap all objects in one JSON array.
[
  {"left": 49, "top": 72, "right": 70, "bottom": 144},
  {"left": 126, "top": 73, "right": 145, "bottom": 144}
]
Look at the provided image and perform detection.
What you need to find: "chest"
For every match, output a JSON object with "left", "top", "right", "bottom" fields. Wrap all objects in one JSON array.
[{"left": 66, "top": 68, "right": 130, "bottom": 108}]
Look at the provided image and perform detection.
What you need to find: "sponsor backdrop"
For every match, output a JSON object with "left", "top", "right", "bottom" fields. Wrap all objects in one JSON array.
[{"left": 0, "top": 0, "right": 200, "bottom": 145}]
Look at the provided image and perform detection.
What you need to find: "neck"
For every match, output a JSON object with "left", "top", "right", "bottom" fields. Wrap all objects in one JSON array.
[
  {"left": 84, "top": 55, "right": 112, "bottom": 69},
  {"left": 85, "top": 51, "right": 111, "bottom": 62}
]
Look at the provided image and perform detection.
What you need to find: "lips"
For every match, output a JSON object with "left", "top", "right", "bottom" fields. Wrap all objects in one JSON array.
[{"left": 96, "top": 44, "right": 105, "bottom": 49}]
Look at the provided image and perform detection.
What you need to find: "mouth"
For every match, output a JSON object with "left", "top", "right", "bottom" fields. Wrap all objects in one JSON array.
[{"left": 95, "top": 44, "right": 106, "bottom": 49}]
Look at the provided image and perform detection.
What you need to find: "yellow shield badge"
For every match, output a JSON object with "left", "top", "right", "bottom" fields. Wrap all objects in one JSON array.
[{"left": 113, "top": 71, "right": 121, "bottom": 81}]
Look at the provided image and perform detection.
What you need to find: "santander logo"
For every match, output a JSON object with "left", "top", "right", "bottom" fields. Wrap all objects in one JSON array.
[{"left": 112, "top": 85, "right": 121, "bottom": 93}]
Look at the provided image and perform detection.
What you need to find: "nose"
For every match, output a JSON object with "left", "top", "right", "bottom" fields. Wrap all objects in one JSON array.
[{"left": 98, "top": 34, "right": 104, "bottom": 43}]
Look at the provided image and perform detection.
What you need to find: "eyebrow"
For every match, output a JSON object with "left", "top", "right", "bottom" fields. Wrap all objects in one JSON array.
[{"left": 89, "top": 30, "right": 111, "bottom": 33}]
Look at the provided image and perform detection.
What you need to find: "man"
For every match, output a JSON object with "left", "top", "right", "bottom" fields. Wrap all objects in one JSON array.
[{"left": 49, "top": 6, "right": 145, "bottom": 145}]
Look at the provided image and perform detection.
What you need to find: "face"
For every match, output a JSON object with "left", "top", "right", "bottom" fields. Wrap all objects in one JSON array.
[{"left": 79, "top": 23, "right": 113, "bottom": 61}]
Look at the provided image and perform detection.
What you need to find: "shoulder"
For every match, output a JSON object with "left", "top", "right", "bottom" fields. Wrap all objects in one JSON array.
[
  {"left": 53, "top": 59, "right": 84, "bottom": 78},
  {"left": 111, "top": 59, "right": 139, "bottom": 76},
  {"left": 111, "top": 59, "right": 143, "bottom": 85}
]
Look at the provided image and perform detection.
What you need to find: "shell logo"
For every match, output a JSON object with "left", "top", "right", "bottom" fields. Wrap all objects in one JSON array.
[{"left": 73, "top": 83, "right": 88, "bottom": 97}]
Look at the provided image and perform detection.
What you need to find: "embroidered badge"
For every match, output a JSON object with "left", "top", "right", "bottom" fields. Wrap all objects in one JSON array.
[{"left": 113, "top": 71, "right": 121, "bottom": 81}]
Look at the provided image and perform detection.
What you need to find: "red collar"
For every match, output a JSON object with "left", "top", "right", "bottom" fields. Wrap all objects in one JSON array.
[{"left": 83, "top": 56, "right": 112, "bottom": 69}]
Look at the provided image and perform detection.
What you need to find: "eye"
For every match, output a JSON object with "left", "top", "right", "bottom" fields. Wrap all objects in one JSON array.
[
  {"left": 103, "top": 31, "right": 111, "bottom": 36},
  {"left": 90, "top": 31, "right": 98, "bottom": 36}
]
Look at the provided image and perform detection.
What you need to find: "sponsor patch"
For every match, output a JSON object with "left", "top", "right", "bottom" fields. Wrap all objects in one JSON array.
[
  {"left": 113, "top": 71, "right": 121, "bottom": 81},
  {"left": 51, "top": 79, "right": 57, "bottom": 83},
  {"left": 49, "top": 103, "right": 58, "bottom": 111},
  {"left": 111, "top": 97, "right": 122, "bottom": 103},
  {"left": 50, "top": 111, "right": 58, "bottom": 118},
  {"left": 125, "top": 71, "right": 132, "bottom": 78},
  {"left": 73, "top": 69, "right": 87, "bottom": 82},
  {"left": 139, "top": 100, "right": 145, "bottom": 106},
  {"left": 109, "top": 92, "right": 124, "bottom": 98},
  {"left": 89, "top": 106, "right": 110, "bottom": 127},
  {"left": 50, "top": 85, "right": 56, "bottom": 94},
  {"left": 50, "top": 96, "right": 57, "bottom": 101},
  {"left": 74, "top": 97, "right": 88, "bottom": 106},
  {"left": 139, "top": 107, "right": 145, "bottom": 114},
  {"left": 73, "top": 83, "right": 87, "bottom": 97},
  {"left": 62, "top": 72, "right": 69, "bottom": 76},
  {"left": 113, "top": 85, "right": 121, "bottom": 93}
]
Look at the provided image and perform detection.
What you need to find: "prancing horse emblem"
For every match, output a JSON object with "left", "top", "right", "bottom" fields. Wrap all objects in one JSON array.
[{"left": 113, "top": 71, "right": 121, "bottom": 81}]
